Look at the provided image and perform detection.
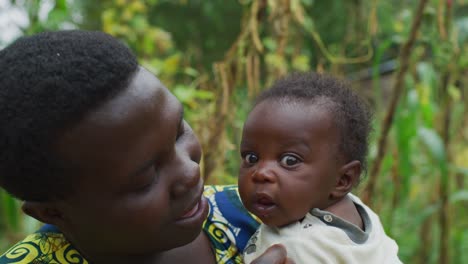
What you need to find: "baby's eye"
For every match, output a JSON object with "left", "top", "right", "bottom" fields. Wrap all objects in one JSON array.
[
  {"left": 244, "top": 153, "right": 259, "bottom": 164},
  {"left": 279, "top": 155, "right": 301, "bottom": 167}
]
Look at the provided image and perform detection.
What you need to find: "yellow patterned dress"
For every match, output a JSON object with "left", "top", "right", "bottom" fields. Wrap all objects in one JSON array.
[{"left": 0, "top": 185, "right": 259, "bottom": 264}]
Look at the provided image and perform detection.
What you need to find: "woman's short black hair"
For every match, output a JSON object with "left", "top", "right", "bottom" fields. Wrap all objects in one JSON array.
[
  {"left": 0, "top": 30, "right": 138, "bottom": 201},
  {"left": 255, "top": 72, "right": 373, "bottom": 177}
]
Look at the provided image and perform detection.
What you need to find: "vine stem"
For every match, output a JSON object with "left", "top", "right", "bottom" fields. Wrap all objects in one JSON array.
[
  {"left": 362, "top": 0, "right": 430, "bottom": 204},
  {"left": 438, "top": 1, "right": 454, "bottom": 262}
]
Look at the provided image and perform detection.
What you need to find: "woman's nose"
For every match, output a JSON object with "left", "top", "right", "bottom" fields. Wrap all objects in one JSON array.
[
  {"left": 170, "top": 154, "right": 200, "bottom": 199},
  {"left": 170, "top": 125, "right": 202, "bottom": 199},
  {"left": 183, "top": 121, "right": 202, "bottom": 164}
]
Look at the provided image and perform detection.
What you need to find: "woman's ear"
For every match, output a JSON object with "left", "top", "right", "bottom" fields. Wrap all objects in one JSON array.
[
  {"left": 330, "top": 160, "right": 361, "bottom": 199},
  {"left": 22, "top": 201, "right": 66, "bottom": 227}
]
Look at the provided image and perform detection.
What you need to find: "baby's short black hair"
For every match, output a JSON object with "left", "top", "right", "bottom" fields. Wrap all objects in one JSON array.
[
  {"left": 255, "top": 72, "right": 372, "bottom": 176},
  {"left": 0, "top": 30, "right": 138, "bottom": 201}
]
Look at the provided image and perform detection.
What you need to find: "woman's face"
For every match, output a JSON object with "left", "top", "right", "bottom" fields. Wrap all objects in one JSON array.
[{"left": 54, "top": 67, "right": 208, "bottom": 258}]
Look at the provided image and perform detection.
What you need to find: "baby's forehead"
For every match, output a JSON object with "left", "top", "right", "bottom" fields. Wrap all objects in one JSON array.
[
  {"left": 259, "top": 96, "right": 338, "bottom": 114},
  {"left": 249, "top": 98, "right": 337, "bottom": 128}
]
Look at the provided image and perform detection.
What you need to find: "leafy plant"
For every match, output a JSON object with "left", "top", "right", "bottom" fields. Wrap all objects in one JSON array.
[{"left": 0, "top": 1, "right": 467, "bottom": 263}]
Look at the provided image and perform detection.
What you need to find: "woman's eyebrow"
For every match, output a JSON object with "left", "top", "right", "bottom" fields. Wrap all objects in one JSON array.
[{"left": 129, "top": 105, "right": 184, "bottom": 179}]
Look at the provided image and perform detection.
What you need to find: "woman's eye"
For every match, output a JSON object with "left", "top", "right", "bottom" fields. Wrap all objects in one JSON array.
[
  {"left": 279, "top": 155, "right": 300, "bottom": 167},
  {"left": 244, "top": 153, "right": 259, "bottom": 164},
  {"left": 135, "top": 170, "right": 158, "bottom": 193},
  {"left": 135, "top": 181, "right": 153, "bottom": 193}
]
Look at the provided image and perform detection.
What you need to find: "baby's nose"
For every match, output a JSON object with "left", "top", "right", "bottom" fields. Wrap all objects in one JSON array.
[{"left": 252, "top": 162, "right": 277, "bottom": 183}]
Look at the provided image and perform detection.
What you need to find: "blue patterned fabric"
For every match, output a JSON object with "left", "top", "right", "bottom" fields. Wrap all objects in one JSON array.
[
  {"left": 0, "top": 185, "right": 259, "bottom": 264},
  {"left": 203, "top": 185, "right": 260, "bottom": 263}
]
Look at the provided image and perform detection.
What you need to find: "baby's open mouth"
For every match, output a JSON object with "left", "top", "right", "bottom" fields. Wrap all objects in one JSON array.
[
  {"left": 252, "top": 193, "right": 276, "bottom": 216},
  {"left": 257, "top": 196, "right": 275, "bottom": 207}
]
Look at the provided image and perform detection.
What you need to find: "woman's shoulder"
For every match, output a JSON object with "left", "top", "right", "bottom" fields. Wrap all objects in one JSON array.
[
  {"left": 203, "top": 185, "right": 260, "bottom": 263},
  {"left": 203, "top": 185, "right": 259, "bottom": 229},
  {"left": 0, "top": 225, "right": 88, "bottom": 264}
]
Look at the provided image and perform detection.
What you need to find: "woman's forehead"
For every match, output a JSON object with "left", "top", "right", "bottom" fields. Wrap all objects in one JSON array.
[
  {"left": 88, "top": 67, "right": 167, "bottom": 124},
  {"left": 54, "top": 67, "right": 180, "bottom": 179}
]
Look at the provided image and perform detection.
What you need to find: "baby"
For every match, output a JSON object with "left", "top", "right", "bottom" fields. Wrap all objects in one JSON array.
[{"left": 238, "top": 73, "right": 402, "bottom": 263}]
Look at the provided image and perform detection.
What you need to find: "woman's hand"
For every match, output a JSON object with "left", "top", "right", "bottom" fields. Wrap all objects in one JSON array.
[{"left": 250, "top": 244, "right": 295, "bottom": 264}]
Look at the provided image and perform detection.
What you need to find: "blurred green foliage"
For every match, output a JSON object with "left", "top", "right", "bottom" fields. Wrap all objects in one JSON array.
[{"left": 1, "top": 0, "right": 467, "bottom": 263}]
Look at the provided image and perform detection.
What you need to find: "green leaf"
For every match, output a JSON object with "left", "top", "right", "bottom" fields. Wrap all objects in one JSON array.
[
  {"left": 0, "top": 190, "right": 20, "bottom": 232},
  {"left": 142, "top": 34, "right": 155, "bottom": 55},
  {"left": 301, "top": 0, "right": 314, "bottom": 7},
  {"left": 455, "top": 17, "right": 468, "bottom": 45},
  {"left": 454, "top": 165, "right": 468, "bottom": 175},
  {"left": 46, "top": 9, "right": 68, "bottom": 29},
  {"left": 292, "top": 55, "right": 310, "bottom": 72},
  {"left": 56, "top": 0, "right": 67, "bottom": 10},
  {"left": 417, "top": 127, "right": 446, "bottom": 164},
  {"left": 130, "top": 15, "right": 148, "bottom": 31},
  {"left": 184, "top": 67, "right": 199, "bottom": 77},
  {"left": 449, "top": 191, "right": 468, "bottom": 204},
  {"left": 262, "top": 37, "right": 277, "bottom": 51},
  {"left": 417, "top": 127, "right": 449, "bottom": 190},
  {"left": 414, "top": 202, "right": 440, "bottom": 223},
  {"left": 193, "top": 90, "right": 214, "bottom": 100},
  {"left": 448, "top": 85, "right": 461, "bottom": 101},
  {"left": 173, "top": 85, "right": 195, "bottom": 102},
  {"left": 416, "top": 62, "right": 436, "bottom": 87},
  {"left": 162, "top": 54, "right": 181, "bottom": 76}
]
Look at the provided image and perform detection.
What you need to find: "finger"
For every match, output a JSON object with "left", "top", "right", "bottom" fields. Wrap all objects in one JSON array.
[{"left": 250, "top": 244, "right": 289, "bottom": 264}]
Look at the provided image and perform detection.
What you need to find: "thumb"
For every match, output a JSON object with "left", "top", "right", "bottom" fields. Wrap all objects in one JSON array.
[{"left": 250, "top": 244, "right": 295, "bottom": 264}]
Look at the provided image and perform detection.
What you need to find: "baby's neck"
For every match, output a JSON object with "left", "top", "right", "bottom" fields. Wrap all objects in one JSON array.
[{"left": 324, "top": 195, "right": 364, "bottom": 230}]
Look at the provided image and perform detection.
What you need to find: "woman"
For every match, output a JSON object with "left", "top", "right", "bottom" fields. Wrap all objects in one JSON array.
[{"left": 0, "top": 30, "right": 293, "bottom": 264}]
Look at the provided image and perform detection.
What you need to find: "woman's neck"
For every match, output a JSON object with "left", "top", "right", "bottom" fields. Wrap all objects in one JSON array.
[{"left": 77, "top": 232, "right": 216, "bottom": 264}]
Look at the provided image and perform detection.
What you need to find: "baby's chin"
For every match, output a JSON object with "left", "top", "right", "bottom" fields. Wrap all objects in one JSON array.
[{"left": 257, "top": 215, "right": 303, "bottom": 228}]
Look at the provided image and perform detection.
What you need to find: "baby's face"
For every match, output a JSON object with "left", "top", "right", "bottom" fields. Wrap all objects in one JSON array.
[{"left": 238, "top": 99, "right": 342, "bottom": 227}]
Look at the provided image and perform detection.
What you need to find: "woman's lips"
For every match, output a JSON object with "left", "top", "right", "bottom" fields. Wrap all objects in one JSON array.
[
  {"left": 179, "top": 200, "right": 200, "bottom": 219},
  {"left": 174, "top": 183, "right": 208, "bottom": 226}
]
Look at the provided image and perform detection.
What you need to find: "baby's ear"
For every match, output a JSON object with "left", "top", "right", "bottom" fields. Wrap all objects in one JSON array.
[{"left": 331, "top": 160, "right": 361, "bottom": 199}]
